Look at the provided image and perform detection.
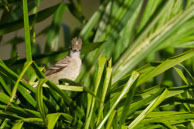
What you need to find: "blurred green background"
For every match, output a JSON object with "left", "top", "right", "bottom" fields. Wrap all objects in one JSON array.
[{"left": 0, "top": 0, "right": 99, "bottom": 59}]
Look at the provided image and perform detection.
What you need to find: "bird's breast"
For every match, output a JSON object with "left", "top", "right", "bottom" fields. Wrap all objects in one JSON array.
[
  {"left": 60, "top": 57, "right": 82, "bottom": 80},
  {"left": 46, "top": 57, "right": 82, "bottom": 84}
]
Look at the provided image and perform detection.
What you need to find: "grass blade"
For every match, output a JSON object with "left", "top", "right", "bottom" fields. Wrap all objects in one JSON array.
[
  {"left": 0, "top": 4, "right": 59, "bottom": 35},
  {"left": 174, "top": 67, "right": 189, "bottom": 85},
  {"left": 6, "top": 61, "right": 33, "bottom": 109},
  {"left": 85, "top": 57, "right": 106, "bottom": 129},
  {"left": 17, "top": 85, "right": 36, "bottom": 108},
  {"left": 0, "top": 60, "right": 36, "bottom": 93},
  {"left": 128, "top": 89, "right": 169, "bottom": 129},
  {"left": 138, "top": 49, "right": 194, "bottom": 86},
  {"left": 0, "top": 75, "right": 11, "bottom": 96},
  {"left": 47, "top": 113, "right": 61, "bottom": 129},
  {"left": 36, "top": 79, "right": 48, "bottom": 127},
  {"left": 0, "top": 118, "right": 9, "bottom": 129},
  {"left": 105, "top": 110, "right": 116, "bottom": 129},
  {"left": 22, "top": 0, "right": 31, "bottom": 60},
  {"left": 0, "top": 104, "right": 40, "bottom": 118},
  {"left": 22, "top": 0, "right": 32, "bottom": 78},
  {"left": 11, "top": 120, "right": 23, "bottom": 129},
  {"left": 46, "top": 113, "right": 83, "bottom": 129},
  {"left": 97, "top": 71, "right": 140, "bottom": 129},
  {"left": 126, "top": 87, "right": 164, "bottom": 117},
  {"left": 119, "top": 76, "right": 138, "bottom": 126},
  {"left": 96, "top": 58, "right": 112, "bottom": 124},
  {"left": 0, "top": 92, "right": 10, "bottom": 104}
]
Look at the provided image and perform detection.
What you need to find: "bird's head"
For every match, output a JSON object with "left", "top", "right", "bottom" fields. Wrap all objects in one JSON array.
[{"left": 70, "top": 37, "right": 82, "bottom": 57}]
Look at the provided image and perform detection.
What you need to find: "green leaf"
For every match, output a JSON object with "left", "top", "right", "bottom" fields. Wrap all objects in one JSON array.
[
  {"left": 22, "top": 0, "right": 32, "bottom": 62},
  {"left": 0, "top": 118, "right": 9, "bottom": 129},
  {"left": 97, "top": 58, "right": 112, "bottom": 124},
  {"left": 0, "top": 59, "right": 36, "bottom": 94},
  {"left": 46, "top": 81, "right": 72, "bottom": 106},
  {"left": 143, "top": 113, "right": 194, "bottom": 125},
  {"left": 0, "top": 92, "right": 10, "bottom": 104},
  {"left": 0, "top": 75, "right": 11, "bottom": 96},
  {"left": 17, "top": 85, "right": 36, "bottom": 108},
  {"left": 128, "top": 89, "right": 169, "bottom": 129},
  {"left": 36, "top": 79, "right": 48, "bottom": 127},
  {"left": 35, "top": 81, "right": 84, "bottom": 92},
  {"left": 97, "top": 71, "right": 140, "bottom": 129},
  {"left": 113, "top": 4, "right": 194, "bottom": 82},
  {"left": 6, "top": 61, "right": 33, "bottom": 109},
  {"left": 174, "top": 41, "right": 194, "bottom": 48},
  {"left": 0, "top": 110, "right": 23, "bottom": 120},
  {"left": 126, "top": 87, "right": 165, "bottom": 117},
  {"left": 137, "top": 49, "right": 194, "bottom": 86},
  {"left": 47, "top": 113, "right": 62, "bottom": 129},
  {"left": 119, "top": 76, "right": 138, "bottom": 126},
  {"left": 11, "top": 120, "right": 23, "bottom": 129},
  {"left": 174, "top": 67, "right": 189, "bottom": 85},
  {"left": 46, "top": 113, "right": 83, "bottom": 129},
  {"left": 55, "top": 85, "right": 83, "bottom": 92},
  {"left": 0, "top": 104, "right": 40, "bottom": 118},
  {"left": 21, "top": 117, "right": 43, "bottom": 123},
  {"left": 85, "top": 57, "right": 106, "bottom": 129},
  {"left": 177, "top": 63, "right": 194, "bottom": 84},
  {"left": 105, "top": 110, "right": 116, "bottom": 129},
  {"left": 0, "top": 4, "right": 60, "bottom": 35}
]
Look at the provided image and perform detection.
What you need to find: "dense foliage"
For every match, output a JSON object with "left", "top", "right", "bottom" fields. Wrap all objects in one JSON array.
[{"left": 0, "top": 0, "right": 194, "bottom": 129}]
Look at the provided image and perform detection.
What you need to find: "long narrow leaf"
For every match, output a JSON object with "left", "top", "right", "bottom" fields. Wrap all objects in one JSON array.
[
  {"left": 119, "top": 76, "right": 138, "bottom": 126},
  {"left": 85, "top": 57, "right": 106, "bottom": 129},
  {"left": 36, "top": 79, "right": 48, "bottom": 127},
  {"left": 0, "top": 4, "right": 60, "bottom": 35},
  {"left": 138, "top": 49, "right": 194, "bottom": 86},
  {"left": 0, "top": 92, "right": 10, "bottom": 104},
  {"left": 6, "top": 61, "right": 33, "bottom": 109},
  {"left": 97, "top": 71, "right": 140, "bottom": 129},
  {"left": 11, "top": 120, "right": 23, "bottom": 129},
  {"left": 96, "top": 58, "right": 112, "bottom": 124},
  {"left": 22, "top": 0, "right": 32, "bottom": 79},
  {"left": 0, "top": 75, "right": 11, "bottom": 96},
  {"left": 22, "top": 0, "right": 32, "bottom": 62},
  {"left": 128, "top": 89, "right": 169, "bottom": 129}
]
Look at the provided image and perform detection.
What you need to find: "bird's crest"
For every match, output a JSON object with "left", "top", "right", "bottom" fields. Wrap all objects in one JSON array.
[{"left": 72, "top": 37, "right": 82, "bottom": 51}]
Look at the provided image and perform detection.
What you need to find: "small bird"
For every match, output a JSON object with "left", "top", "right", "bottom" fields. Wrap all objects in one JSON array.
[{"left": 45, "top": 37, "right": 82, "bottom": 84}]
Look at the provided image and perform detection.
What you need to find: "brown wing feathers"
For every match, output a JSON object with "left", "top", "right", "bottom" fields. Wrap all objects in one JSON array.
[{"left": 45, "top": 56, "right": 71, "bottom": 76}]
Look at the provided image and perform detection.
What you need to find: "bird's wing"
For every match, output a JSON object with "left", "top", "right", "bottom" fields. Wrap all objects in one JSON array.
[{"left": 45, "top": 56, "right": 71, "bottom": 76}]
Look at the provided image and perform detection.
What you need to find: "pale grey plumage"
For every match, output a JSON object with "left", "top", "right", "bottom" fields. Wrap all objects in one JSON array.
[{"left": 45, "top": 37, "right": 82, "bottom": 84}]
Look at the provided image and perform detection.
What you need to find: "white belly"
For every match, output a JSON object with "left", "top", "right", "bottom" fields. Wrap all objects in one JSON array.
[{"left": 46, "top": 57, "right": 81, "bottom": 84}]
